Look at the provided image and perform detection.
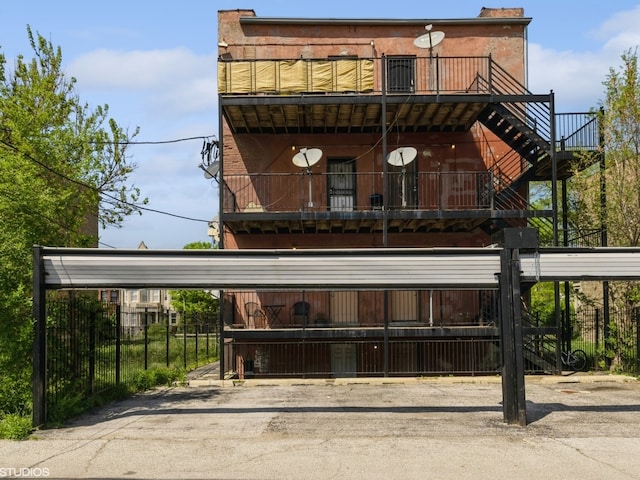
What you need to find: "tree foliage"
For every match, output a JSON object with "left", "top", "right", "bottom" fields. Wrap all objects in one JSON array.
[
  {"left": 0, "top": 27, "right": 146, "bottom": 428},
  {"left": 570, "top": 49, "right": 640, "bottom": 249},
  {"left": 568, "top": 49, "right": 640, "bottom": 332},
  {"left": 169, "top": 242, "right": 219, "bottom": 315}
]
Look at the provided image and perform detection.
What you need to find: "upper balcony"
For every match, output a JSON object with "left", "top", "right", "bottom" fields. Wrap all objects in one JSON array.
[
  {"left": 218, "top": 55, "right": 551, "bottom": 135},
  {"left": 221, "top": 170, "right": 542, "bottom": 235}
]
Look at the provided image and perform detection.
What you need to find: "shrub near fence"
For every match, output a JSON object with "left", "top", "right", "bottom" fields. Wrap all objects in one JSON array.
[
  {"left": 571, "top": 306, "right": 640, "bottom": 373},
  {"left": 45, "top": 297, "right": 219, "bottom": 424}
]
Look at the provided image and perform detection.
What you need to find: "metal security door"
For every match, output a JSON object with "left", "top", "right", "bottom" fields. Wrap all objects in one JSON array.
[{"left": 328, "top": 160, "right": 355, "bottom": 211}]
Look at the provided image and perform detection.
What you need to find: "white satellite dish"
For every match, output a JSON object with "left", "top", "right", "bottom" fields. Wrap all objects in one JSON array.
[
  {"left": 387, "top": 147, "right": 417, "bottom": 167},
  {"left": 413, "top": 29, "right": 445, "bottom": 50},
  {"left": 292, "top": 147, "right": 323, "bottom": 208},
  {"left": 387, "top": 147, "right": 417, "bottom": 208},
  {"left": 292, "top": 147, "right": 323, "bottom": 169},
  {"left": 201, "top": 160, "right": 220, "bottom": 179}
]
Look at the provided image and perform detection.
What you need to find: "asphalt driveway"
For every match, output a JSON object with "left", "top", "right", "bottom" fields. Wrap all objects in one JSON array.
[{"left": 1, "top": 373, "right": 639, "bottom": 479}]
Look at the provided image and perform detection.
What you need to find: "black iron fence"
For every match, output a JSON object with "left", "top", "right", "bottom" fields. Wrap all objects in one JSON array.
[
  {"left": 227, "top": 338, "right": 501, "bottom": 379},
  {"left": 570, "top": 306, "right": 639, "bottom": 373},
  {"left": 45, "top": 296, "right": 218, "bottom": 423}
]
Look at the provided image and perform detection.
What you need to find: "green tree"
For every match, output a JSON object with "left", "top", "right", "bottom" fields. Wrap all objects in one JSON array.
[
  {"left": 568, "top": 48, "right": 640, "bottom": 369},
  {"left": 0, "top": 27, "right": 146, "bottom": 432},
  {"left": 169, "top": 242, "right": 219, "bottom": 316},
  {"left": 571, "top": 48, "right": 640, "bottom": 250},
  {"left": 569, "top": 49, "right": 640, "bottom": 306}
]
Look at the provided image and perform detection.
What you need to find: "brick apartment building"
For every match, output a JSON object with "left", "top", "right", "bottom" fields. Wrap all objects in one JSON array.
[{"left": 214, "top": 8, "right": 599, "bottom": 378}]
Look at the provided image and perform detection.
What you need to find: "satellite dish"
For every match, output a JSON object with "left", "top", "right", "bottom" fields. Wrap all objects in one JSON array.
[
  {"left": 292, "top": 147, "right": 323, "bottom": 168},
  {"left": 387, "top": 147, "right": 417, "bottom": 167},
  {"left": 413, "top": 30, "right": 445, "bottom": 49},
  {"left": 292, "top": 147, "right": 323, "bottom": 209},
  {"left": 387, "top": 147, "right": 417, "bottom": 208},
  {"left": 201, "top": 160, "right": 220, "bottom": 179}
]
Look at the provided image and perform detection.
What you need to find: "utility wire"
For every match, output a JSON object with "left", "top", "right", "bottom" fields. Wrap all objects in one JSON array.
[{"left": 0, "top": 139, "right": 211, "bottom": 223}]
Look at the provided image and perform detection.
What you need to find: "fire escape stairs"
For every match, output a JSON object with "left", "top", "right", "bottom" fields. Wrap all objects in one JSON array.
[
  {"left": 476, "top": 101, "right": 554, "bottom": 238},
  {"left": 478, "top": 103, "right": 552, "bottom": 188}
]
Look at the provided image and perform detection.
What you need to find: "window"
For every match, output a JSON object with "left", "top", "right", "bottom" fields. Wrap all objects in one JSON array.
[{"left": 387, "top": 56, "right": 415, "bottom": 93}]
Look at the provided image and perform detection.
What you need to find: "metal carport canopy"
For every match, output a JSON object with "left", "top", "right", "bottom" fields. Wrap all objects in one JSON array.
[
  {"left": 37, "top": 246, "right": 640, "bottom": 291},
  {"left": 38, "top": 246, "right": 502, "bottom": 290}
]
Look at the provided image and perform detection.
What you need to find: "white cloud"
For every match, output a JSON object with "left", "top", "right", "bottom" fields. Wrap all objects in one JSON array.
[
  {"left": 528, "top": 5, "right": 640, "bottom": 113},
  {"left": 528, "top": 43, "right": 609, "bottom": 111},
  {"left": 596, "top": 4, "right": 640, "bottom": 53}
]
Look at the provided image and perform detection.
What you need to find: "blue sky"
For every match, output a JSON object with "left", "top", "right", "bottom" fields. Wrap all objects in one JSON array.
[{"left": 3, "top": 1, "right": 640, "bottom": 249}]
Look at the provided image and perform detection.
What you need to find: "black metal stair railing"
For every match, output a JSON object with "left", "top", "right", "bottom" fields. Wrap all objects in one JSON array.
[
  {"left": 474, "top": 58, "right": 553, "bottom": 193},
  {"left": 521, "top": 308, "right": 559, "bottom": 373}
]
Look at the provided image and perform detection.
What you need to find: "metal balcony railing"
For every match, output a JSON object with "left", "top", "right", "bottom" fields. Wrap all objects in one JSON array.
[
  {"left": 218, "top": 56, "right": 494, "bottom": 96},
  {"left": 222, "top": 171, "right": 495, "bottom": 214},
  {"left": 223, "top": 289, "right": 499, "bottom": 330}
]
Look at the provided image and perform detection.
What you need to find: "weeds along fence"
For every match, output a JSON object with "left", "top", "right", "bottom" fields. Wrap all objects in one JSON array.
[
  {"left": 45, "top": 296, "right": 219, "bottom": 423},
  {"left": 569, "top": 306, "right": 640, "bottom": 373}
]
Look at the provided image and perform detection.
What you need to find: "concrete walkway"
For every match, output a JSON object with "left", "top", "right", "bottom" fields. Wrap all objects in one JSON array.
[{"left": 1, "top": 372, "right": 639, "bottom": 479}]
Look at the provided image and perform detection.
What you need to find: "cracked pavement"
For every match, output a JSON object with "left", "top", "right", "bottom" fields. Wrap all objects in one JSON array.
[{"left": 1, "top": 374, "right": 639, "bottom": 479}]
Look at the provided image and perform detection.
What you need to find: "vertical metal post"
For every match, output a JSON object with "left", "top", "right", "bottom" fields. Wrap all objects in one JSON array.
[
  {"left": 381, "top": 54, "right": 388, "bottom": 248},
  {"left": 595, "top": 308, "right": 600, "bottom": 371},
  {"left": 599, "top": 114, "right": 611, "bottom": 369},
  {"left": 499, "top": 246, "right": 527, "bottom": 426},
  {"left": 115, "top": 305, "right": 121, "bottom": 385},
  {"left": 32, "top": 246, "right": 47, "bottom": 427},
  {"left": 195, "top": 318, "right": 199, "bottom": 365},
  {"left": 89, "top": 310, "right": 96, "bottom": 395},
  {"left": 495, "top": 228, "right": 537, "bottom": 426},
  {"left": 218, "top": 95, "right": 226, "bottom": 381},
  {"left": 549, "top": 91, "right": 563, "bottom": 374},
  {"left": 183, "top": 311, "right": 188, "bottom": 369},
  {"left": 381, "top": 54, "right": 390, "bottom": 376},
  {"left": 165, "top": 309, "right": 170, "bottom": 367},
  {"left": 636, "top": 309, "right": 640, "bottom": 374},
  {"left": 144, "top": 307, "right": 149, "bottom": 370}
]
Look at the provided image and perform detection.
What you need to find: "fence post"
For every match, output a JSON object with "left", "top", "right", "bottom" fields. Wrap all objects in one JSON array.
[
  {"left": 195, "top": 317, "right": 199, "bottom": 366},
  {"left": 595, "top": 308, "right": 600, "bottom": 371},
  {"left": 206, "top": 319, "right": 210, "bottom": 360},
  {"left": 144, "top": 307, "right": 149, "bottom": 370},
  {"left": 183, "top": 311, "right": 188, "bottom": 369},
  {"left": 635, "top": 308, "right": 640, "bottom": 374},
  {"left": 115, "top": 305, "right": 121, "bottom": 385},
  {"left": 165, "top": 309, "right": 170, "bottom": 368},
  {"left": 89, "top": 309, "right": 96, "bottom": 395},
  {"left": 32, "top": 245, "right": 47, "bottom": 427}
]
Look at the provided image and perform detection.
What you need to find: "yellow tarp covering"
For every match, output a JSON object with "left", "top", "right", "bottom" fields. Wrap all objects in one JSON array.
[{"left": 218, "top": 59, "right": 375, "bottom": 94}]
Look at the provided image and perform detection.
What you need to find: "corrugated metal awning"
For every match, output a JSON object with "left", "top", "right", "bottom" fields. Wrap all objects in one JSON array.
[
  {"left": 38, "top": 247, "right": 502, "bottom": 290},
  {"left": 37, "top": 246, "right": 640, "bottom": 291}
]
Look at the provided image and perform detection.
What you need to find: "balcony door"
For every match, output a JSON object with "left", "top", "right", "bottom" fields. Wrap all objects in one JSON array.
[
  {"left": 387, "top": 56, "right": 416, "bottom": 93},
  {"left": 328, "top": 159, "right": 355, "bottom": 211}
]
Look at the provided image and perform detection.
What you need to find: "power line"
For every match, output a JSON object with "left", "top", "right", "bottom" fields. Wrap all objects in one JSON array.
[
  {"left": 92, "top": 135, "right": 217, "bottom": 146},
  {"left": 0, "top": 139, "right": 211, "bottom": 224}
]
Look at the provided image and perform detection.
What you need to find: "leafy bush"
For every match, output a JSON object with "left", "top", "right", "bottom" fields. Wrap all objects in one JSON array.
[
  {"left": 0, "top": 414, "right": 33, "bottom": 440},
  {"left": 132, "top": 366, "right": 186, "bottom": 391}
]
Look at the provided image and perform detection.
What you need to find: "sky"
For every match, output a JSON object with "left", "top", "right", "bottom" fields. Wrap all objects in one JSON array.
[{"left": 3, "top": 1, "right": 640, "bottom": 249}]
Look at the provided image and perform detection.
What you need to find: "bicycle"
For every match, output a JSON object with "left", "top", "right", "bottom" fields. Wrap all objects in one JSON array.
[{"left": 561, "top": 349, "right": 588, "bottom": 371}]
